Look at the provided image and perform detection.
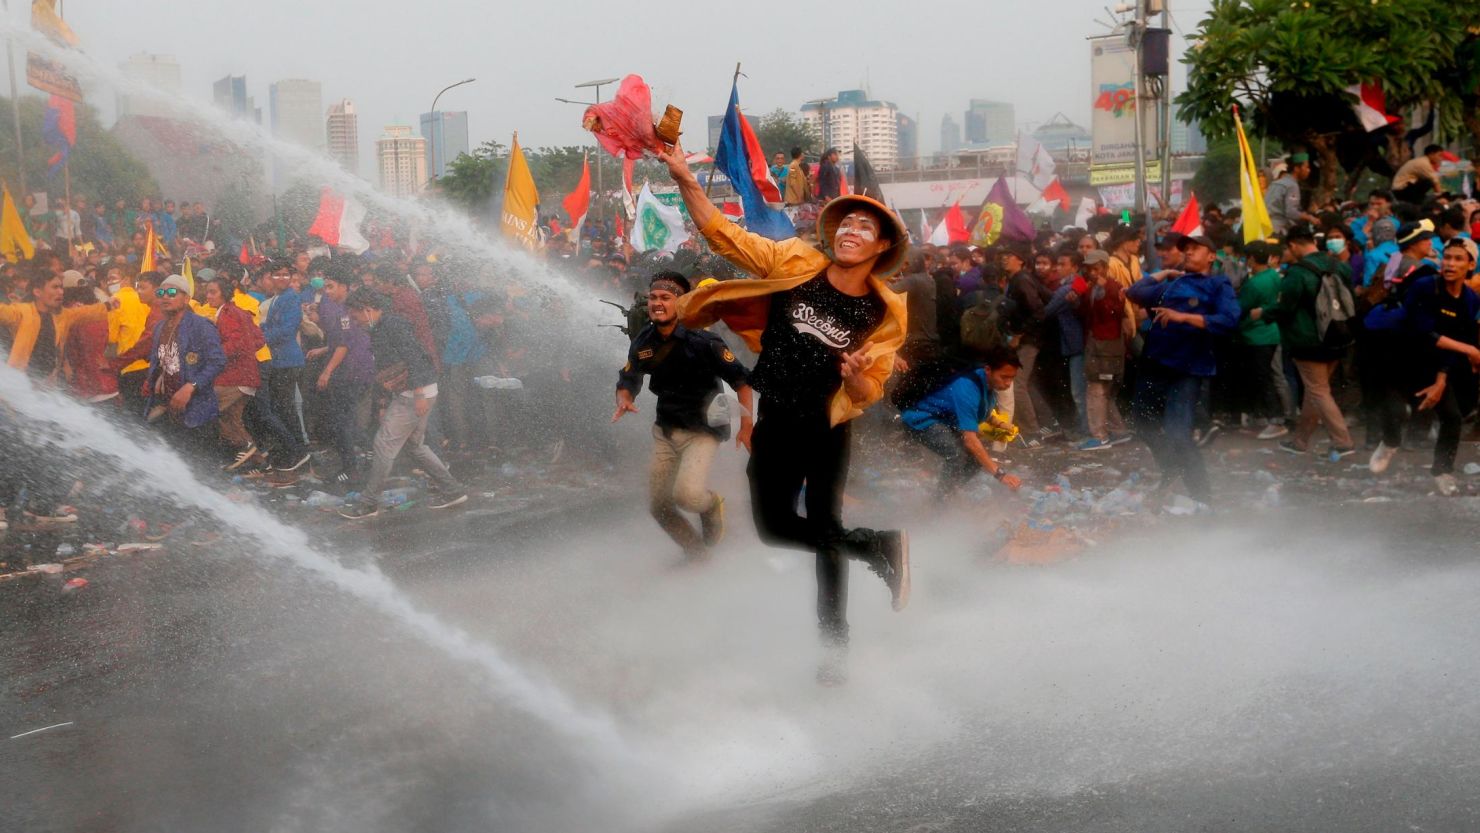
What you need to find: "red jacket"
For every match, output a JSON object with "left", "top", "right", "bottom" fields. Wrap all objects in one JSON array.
[
  {"left": 1081, "top": 276, "right": 1128, "bottom": 342},
  {"left": 65, "top": 314, "right": 118, "bottom": 399},
  {"left": 212, "top": 301, "right": 265, "bottom": 388}
]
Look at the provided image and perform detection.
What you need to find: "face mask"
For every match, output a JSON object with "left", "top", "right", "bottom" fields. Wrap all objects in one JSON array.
[
  {"left": 107, "top": 282, "right": 121, "bottom": 296},
  {"left": 309, "top": 276, "right": 325, "bottom": 290},
  {"left": 1326, "top": 238, "right": 1347, "bottom": 254}
]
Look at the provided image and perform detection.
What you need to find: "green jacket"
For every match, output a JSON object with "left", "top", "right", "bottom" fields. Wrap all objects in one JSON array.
[
  {"left": 1271, "top": 252, "right": 1352, "bottom": 360},
  {"left": 1238, "top": 268, "right": 1282, "bottom": 346}
]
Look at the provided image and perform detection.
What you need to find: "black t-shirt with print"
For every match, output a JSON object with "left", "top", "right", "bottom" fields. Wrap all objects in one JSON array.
[
  {"left": 30, "top": 312, "right": 58, "bottom": 378},
  {"left": 750, "top": 273, "right": 886, "bottom": 417}
]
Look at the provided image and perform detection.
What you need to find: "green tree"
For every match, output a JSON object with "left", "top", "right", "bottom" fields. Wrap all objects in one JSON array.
[
  {"left": 0, "top": 96, "right": 156, "bottom": 201},
  {"left": 1178, "top": 0, "right": 1480, "bottom": 204},
  {"left": 752, "top": 109, "right": 819, "bottom": 161},
  {"left": 1190, "top": 135, "right": 1241, "bottom": 207},
  {"left": 433, "top": 139, "right": 506, "bottom": 214}
]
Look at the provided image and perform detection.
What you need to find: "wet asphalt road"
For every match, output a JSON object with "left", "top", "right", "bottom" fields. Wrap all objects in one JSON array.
[{"left": 4, "top": 450, "right": 1480, "bottom": 833}]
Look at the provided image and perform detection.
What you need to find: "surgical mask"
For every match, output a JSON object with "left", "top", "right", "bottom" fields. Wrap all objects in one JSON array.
[
  {"left": 1326, "top": 238, "right": 1347, "bottom": 255},
  {"left": 309, "top": 276, "right": 325, "bottom": 290},
  {"left": 106, "top": 281, "right": 121, "bottom": 296}
]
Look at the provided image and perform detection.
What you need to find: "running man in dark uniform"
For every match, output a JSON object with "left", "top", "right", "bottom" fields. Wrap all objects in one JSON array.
[{"left": 614, "top": 271, "right": 754, "bottom": 561}]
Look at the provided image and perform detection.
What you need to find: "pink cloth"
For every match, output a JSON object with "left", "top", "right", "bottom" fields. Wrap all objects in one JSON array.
[{"left": 583, "top": 75, "right": 658, "bottom": 160}]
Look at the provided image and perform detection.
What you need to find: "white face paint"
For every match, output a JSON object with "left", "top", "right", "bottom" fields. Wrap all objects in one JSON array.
[{"left": 836, "top": 212, "right": 879, "bottom": 245}]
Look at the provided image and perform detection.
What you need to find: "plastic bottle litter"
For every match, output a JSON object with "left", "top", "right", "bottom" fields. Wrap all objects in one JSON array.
[
  {"left": 28, "top": 563, "right": 64, "bottom": 574},
  {"left": 55, "top": 543, "right": 76, "bottom": 557},
  {"left": 473, "top": 375, "right": 523, "bottom": 390},
  {"left": 1261, "top": 483, "right": 1283, "bottom": 507},
  {"left": 61, "top": 577, "right": 88, "bottom": 592},
  {"left": 1165, "top": 494, "right": 1201, "bottom": 516},
  {"left": 1463, "top": 463, "right": 1480, "bottom": 476},
  {"left": 380, "top": 487, "right": 418, "bottom": 507},
  {"left": 304, "top": 491, "right": 340, "bottom": 508}
]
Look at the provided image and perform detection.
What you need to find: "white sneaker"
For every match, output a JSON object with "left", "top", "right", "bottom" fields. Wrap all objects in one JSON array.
[
  {"left": 1257, "top": 424, "right": 1290, "bottom": 440},
  {"left": 1368, "top": 443, "right": 1398, "bottom": 474},
  {"left": 1435, "top": 474, "right": 1459, "bottom": 496}
]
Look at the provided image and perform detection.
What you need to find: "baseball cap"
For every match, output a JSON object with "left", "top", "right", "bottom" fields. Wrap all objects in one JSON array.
[
  {"left": 1396, "top": 219, "right": 1436, "bottom": 246},
  {"left": 61, "top": 269, "right": 87, "bottom": 288},
  {"left": 1444, "top": 237, "right": 1478, "bottom": 263},
  {"left": 159, "top": 274, "right": 191, "bottom": 293},
  {"left": 1155, "top": 232, "right": 1186, "bottom": 250},
  {"left": 1244, "top": 240, "right": 1279, "bottom": 260},
  {"left": 1178, "top": 234, "right": 1218, "bottom": 252},
  {"left": 1082, "top": 249, "right": 1110, "bottom": 266}
]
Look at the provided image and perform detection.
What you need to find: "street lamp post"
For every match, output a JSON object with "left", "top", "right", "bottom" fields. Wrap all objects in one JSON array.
[
  {"left": 573, "top": 77, "right": 619, "bottom": 197},
  {"left": 426, "top": 77, "right": 476, "bottom": 185}
]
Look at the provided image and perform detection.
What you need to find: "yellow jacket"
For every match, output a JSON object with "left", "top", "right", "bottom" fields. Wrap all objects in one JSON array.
[
  {"left": 678, "top": 213, "right": 907, "bottom": 426},
  {"left": 231, "top": 290, "right": 272, "bottom": 363},
  {"left": 0, "top": 301, "right": 108, "bottom": 371},
  {"left": 109, "top": 286, "right": 152, "bottom": 374}
]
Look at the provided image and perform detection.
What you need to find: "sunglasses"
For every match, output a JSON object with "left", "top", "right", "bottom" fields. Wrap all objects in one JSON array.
[{"left": 155, "top": 287, "right": 181, "bottom": 298}]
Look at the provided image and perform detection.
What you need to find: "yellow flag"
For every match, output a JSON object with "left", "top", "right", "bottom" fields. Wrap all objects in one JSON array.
[
  {"left": 32, "top": 0, "right": 79, "bottom": 46},
  {"left": 1233, "top": 105, "right": 1273, "bottom": 244},
  {"left": 0, "top": 184, "right": 34, "bottom": 263},
  {"left": 500, "top": 133, "right": 541, "bottom": 251},
  {"left": 182, "top": 256, "right": 195, "bottom": 296},
  {"left": 141, "top": 222, "right": 161, "bottom": 273}
]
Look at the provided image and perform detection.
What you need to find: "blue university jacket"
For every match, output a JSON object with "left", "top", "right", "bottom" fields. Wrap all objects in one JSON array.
[
  {"left": 144, "top": 309, "right": 227, "bottom": 428},
  {"left": 1127, "top": 271, "right": 1241, "bottom": 377}
]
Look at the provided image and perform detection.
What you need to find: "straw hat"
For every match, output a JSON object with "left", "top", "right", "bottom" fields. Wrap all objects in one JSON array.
[{"left": 818, "top": 194, "right": 909, "bottom": 277}]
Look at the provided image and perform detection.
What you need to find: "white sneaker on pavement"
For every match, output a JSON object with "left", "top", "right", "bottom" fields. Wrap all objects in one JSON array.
[{"left": 1368, "top": 443, "right": 1398, "bottom": 474}]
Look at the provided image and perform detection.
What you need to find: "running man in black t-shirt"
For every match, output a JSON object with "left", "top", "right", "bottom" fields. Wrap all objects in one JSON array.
[{"left": 658, "top": 141, "right": 912, "bottom": 685}]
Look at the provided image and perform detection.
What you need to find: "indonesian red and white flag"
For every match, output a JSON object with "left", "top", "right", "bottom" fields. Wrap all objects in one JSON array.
[
  {"left": 1037, "top": 177, "right": 1070, "bottom": 212},
  {"left": 1348, "top": 82, "right": 1399, "bottom": 132},
  {"left": 1172, "top": 192, "right": 1204, "bottom": 237},
  {"left": 930, "top": 201, "right": 969, "bottom": 245},
  {"left": 307, "top": 188, "right": 369, "bottom": 254},
  {"left": 562, "top": 154, "right": 592, "bottom": 241}
]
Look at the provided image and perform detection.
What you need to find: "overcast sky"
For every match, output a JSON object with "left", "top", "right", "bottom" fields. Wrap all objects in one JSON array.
[{"left": 53, "top": 0, "right": 1212, "bottom": 176}]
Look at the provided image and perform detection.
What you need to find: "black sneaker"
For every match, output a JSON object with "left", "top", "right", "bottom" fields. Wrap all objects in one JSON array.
[
  {"left": 1278, "top": 440, "right": 1308, "bottom": 455},
  {"left": 699, "top": 495, "right": 725, "bottom": 547},
  {"left": 878, "top": 530, "right": 910, "bottom": 612},
  {"left": 279, "top": 452, "right": 313, "bottom": 473},
  {"left": 338, "top": 502, "right": 379, "bottom": 520},
  {"left": 428, "top": 492, "right": 468, "bottom": 510}
]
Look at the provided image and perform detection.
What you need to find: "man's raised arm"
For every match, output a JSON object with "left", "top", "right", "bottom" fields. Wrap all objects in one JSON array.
[{"left": 656, "top": 140, "right": 719, "bottom": 231}]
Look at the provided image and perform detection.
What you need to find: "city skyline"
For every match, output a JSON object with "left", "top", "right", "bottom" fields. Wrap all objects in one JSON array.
[{"left": 60, "top": 0, "right": 1211, "bottom": 172}]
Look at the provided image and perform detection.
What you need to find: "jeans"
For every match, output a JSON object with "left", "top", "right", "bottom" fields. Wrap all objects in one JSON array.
[
  {"left": 648, "top": 425, "right": 719, "bottom": 552},
  {"left": 908, "top": 422, "right": 978, "bottom": 498},
  {"left": 245, "top": 367, "right": 306, "bottom": 466},
  {"left": 1242, "top": 344, "right": 1284, "bottom": 421},
  {"left": 747, "top": 404, "right": 887, "bottom": 645},
  {"left": 1430, "top": 372, "right": 1476, "bottom": 475},
  {"left": 1292, "top": 359, "right": 1353, "bottom": 450},
  {"left": 1066, "top": 353, "right": 1088, "bottom": 435},
  {"left": 266, "top": 366, "right": 308, "bottom": 445},
  {"left": 1132, "top": 362, "right": 1211, "bottom": 502},
  {"left": 361, "top": 394, "right": 463, "bottom": 503}
]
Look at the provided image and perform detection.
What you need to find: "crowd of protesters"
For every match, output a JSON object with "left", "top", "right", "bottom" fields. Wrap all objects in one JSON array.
[{"left": 1, "top": 142, "right": 1478, "bottom": 552}]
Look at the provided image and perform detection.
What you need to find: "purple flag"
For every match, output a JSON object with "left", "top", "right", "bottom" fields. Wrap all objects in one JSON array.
[{"left": 970, "top": 177, "right": 1035, "bottom": 247}]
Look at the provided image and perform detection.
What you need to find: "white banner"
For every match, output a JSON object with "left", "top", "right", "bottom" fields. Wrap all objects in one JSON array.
[{"left": 1089, "top": 35, "right": 1158, "bottom": 168}]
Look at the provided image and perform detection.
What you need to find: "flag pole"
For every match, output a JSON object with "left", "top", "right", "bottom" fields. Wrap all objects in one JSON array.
[
  {"left": 705, "top": 62, "right": 741, "bottom": 199},
  {"left": 3, "top": 0, "right": 26, "bottom": 198}
]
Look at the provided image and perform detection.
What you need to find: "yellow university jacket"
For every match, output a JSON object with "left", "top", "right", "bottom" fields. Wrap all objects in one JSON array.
[
  {"left": 192, "top": 290, "right": 269, "bottom": 362},
  {"left": 678, "top": 213, "right": 907, "bottom": 426},
  {"left": 109, "top": 286, "right": 151, "bottom": 374},
  {"left": 0, "top": 301, "right": 109, "bottom": 371}
]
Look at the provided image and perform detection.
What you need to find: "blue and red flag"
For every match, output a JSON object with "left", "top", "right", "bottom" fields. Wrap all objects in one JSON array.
[
  {"left": 714, "top": 80, "right": 793, "bottom": 241},
  {"left": 42, "top": 94, "right": 75, "bottom": 176}
]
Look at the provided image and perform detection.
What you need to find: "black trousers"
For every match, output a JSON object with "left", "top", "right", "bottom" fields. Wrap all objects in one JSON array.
[
  {"left": 118, "top": 369, "right": 149, "bottom": 422},
  {"left": 747, "top": 404, "right": 884, "bottom": 645},
  {"left": 1431, "top": 371, "right": 1476, "bottom": 476},
  {"left": 266, "top": 367, "right": 307, "bottom": 445}
]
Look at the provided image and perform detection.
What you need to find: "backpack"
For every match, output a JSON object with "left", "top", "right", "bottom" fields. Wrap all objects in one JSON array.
[
  {"left": 1313, "top": 268, "right": 1356, "bottom": 348},
  {"left": 890, "top": 355, "right": 979, "bottom": 411},
  {"left": 960, "top": 294, "right": 1010, "bottom": 353}
]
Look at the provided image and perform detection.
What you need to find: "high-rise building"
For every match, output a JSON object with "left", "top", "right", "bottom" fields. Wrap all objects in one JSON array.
[
  {"left": 418, "top": 111, "right": 470, "bottom": 180},
  {"left": 940, "top": 114, "right": 962, "bottom": 155},
  {"left": 896, "top": 113, "right": 918, "bottom": 164},
  {"left": 1171, "top": 117, "right": 1208, "bottom": 155},
  {"left": 117, "top": 53, "right": 182, "bottom": 119},
  {"left": 212, "top": 75, "right": 261, "bottom": 124},
  {"left": 269, "top": 79, "right": 325, "bottom": 151},
  {"left": 964, "top": 99, "right": 1015, "bottom": 147},
  {"left": 327, "top": 99, "right": 360, "bottom": 173},
  {"left": 800, "top": 90, "right": 900, "bottom": 170},
  {"left": 707, "top": 115, "right": 725, "bottom": 154},
  {"left": 377, "top": 125, "right": 427, "bottom": 197}
]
